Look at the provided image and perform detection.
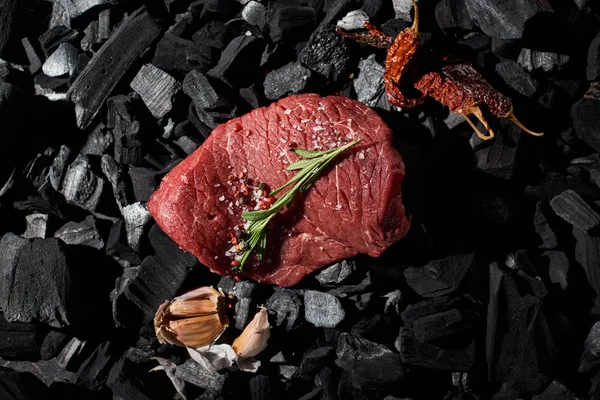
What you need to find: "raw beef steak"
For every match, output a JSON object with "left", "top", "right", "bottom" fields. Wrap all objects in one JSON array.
[{"left": 148, "top": 94, "right": 410, "bottom": 287}]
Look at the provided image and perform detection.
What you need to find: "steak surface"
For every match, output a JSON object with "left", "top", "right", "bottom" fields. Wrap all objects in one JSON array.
[{"left": 148, "top": 94, "right": 410, "bottom": 287}]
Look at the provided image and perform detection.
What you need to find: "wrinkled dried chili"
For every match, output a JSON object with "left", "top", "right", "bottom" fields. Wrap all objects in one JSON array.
[{"left": 338, "top": 0, "right": 543, "bottom": 140}]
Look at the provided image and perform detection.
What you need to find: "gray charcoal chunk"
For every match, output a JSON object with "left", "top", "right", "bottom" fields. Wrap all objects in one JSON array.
[
  {"left": 265, "top": 288, "right": 302, "bottom": 331},
  {"left": 304, "top": 290, "right": 345, "bottom": 328},
  {"left": 336, "top": 10, "right": 369, "bottom": 31},
  {"left": 588, "top": 33, "right": 600, "bottom": 81},
  {"left": 580, "top": 321, "right": 600, "bottom": 373},
  {"left": 335, "top": 333, "right": 404, "bottom": 389},
  {"left": 81, "top": 21, "right": 99, "bottom": 53},
  {"left": 218, "top": 279, "right": 256, "bottom": 329},
  {"left": 263, "top": 61, "right": 312, "bottom": 100},
  {"left": 61, "top": 154, "right": 105, "bottom": 212},
  {"left": 52, "top": 0, "right": 112, "bottom": 24},
  {"left": 544, "top": 250, "right": 569, "bottom": 291},
  {"left": 23, "top": 214, "right": 48, "bottom": 239},
  {"left": 550, "top": 189, "right": 600, "bottom": 232},
  {"left": 315, "top": 260, "right": 356, "bottom": 287},
  {"left": 176, "top": 359, "right": 226, "bottom": 392},
  {"left": 278, "top": 365, "right": 298, "bottom": 380},
  {"left": 49, "top": 145, "right": 72, "bottom": 191},
  {"left": 130, "top": 64, "right": 180, "bottom": 119},
  {"left": 81, "top": 124, "right": 112, "bottom": 156},
  {"left": 54, "top": 216, "right": 104, "bottom": 249},
  {"left": 56, "top": 337, "right": 87, "bottom": 370},
  {"left": 101, "top": 154, "right": 131, "bottom": 212},
  {"left": 68, "top": 7, "right": 162, "bottom": 129},
  {"left": 299, "top": 24, "right": 351, "bottom": 84},
  {"left": 207, "top": 35, "right": 264, "bottom": 88},
  {"left": 397, "top": 327, "right": 474, "bottom": 370},
  {"left": 0, "top": 234, "right": 29, "bottom": 311},
  {"left": 42, "top": 42, "right": 78, "bottom": 77},
  {"left": 392, "top": 0, "right": 414, "bottom": 21},
  {"left": 534, "top": 201, "right": 559, "bottom": 249},
  {"left": 183, "top": 70, "right": 238, "bottom": 129},
  {"left": 404, "top": 254, "right": 475, "bottom": 298},
  {"left": 242, "top": 1, "right": 267, "bottom": 27},
  {"left": 518, "top": 48, "right": 569, "bottom": 72},
  {"left": 464, "top": 0, "right": 552, "bottom": 40},
  {"left": 353, "top": 54, "right": 390, "bottom": 110},
  {"left": 123, "top": 202, "right": 151, "bottom": 253},
  {"left": 572, "top": 83, "right": 600, "bottom": 151},
  {"left": 495, "top": 60, "right": 538, "bottom": 98},
  {"left": 435, "top": 0, "right": 475, "bottom": 33}
]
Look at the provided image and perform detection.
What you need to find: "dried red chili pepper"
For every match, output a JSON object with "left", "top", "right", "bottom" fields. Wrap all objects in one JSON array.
[{"left": 337, "top": 0, "right": 543, "bottom": 140}]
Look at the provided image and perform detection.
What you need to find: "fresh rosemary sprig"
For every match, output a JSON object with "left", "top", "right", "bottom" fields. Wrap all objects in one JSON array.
[{"left": 235, "top": 138, "right": 362, "bottom": 271}]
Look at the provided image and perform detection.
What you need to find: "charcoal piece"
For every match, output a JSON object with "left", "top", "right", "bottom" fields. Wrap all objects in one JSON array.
[
  {"left": 435, "top": 0, "right": 476, "bottom": 33},
  {"left": 249, "top": 374, "right": 273, "bottom": 400},
  {"left": 23, "top": 213, "right": 48, "bottom": 239},
  {"left": 464, "top": 0, "right": 552, "bottom": 40},
  {"left": 207, "top": 35, "right": 264, "bottom": 88},
  {"left": 298, "top": 24, "right": 351, "bottom": 84},
  {"left": 299, "top": 347, "right": 334, "bottom": 377},
  {"left": 239, "top": 85, "right": 261, "bottom": 111},
  {"left": 72, "top": 342, "right": 116, "bottom": 391},
  {"left": 175, "top": 135, "right": 200, "bottom": 155},
  {"left": 2, "top": 359, "right": 75, "bottom": 387},
  {"left": 533, "top": 381, "right": 577, "bottom": 399},
  {"left": 588, "top": 33, "right": 600, "bottom": 81},
  {"left": 110, "top": 266, "right": 143, "bottom": 329},
  {"left": 268, "top": 4, "right": 317, "bottom": 43},
  {"left": 60, "top": 154, "right": 105, "bottom": 212},
  {"left": 98, "top": 8, "right": 111, "bottom": 40},
  {"left": 54, "top": 216, "right": 104, "bottom": 250},
  {"left": 130, "top": 64, "right": 180, "bottom": 120},
  {"left": 52, "top": 0, "right": 111, "bottom": 24},
  {"left": 353, "top": 54, "right": 390, "bottom": 110},
  {"left": 336, "top": 10, "right": 369, "bottom": 31},
  {"left": 0, "top": 367, "right": 50, "bottom": 399},
  {"left": 412, "top": 308, "right": 473, "bottom": 342},
  {"left": 81, "top": 20, "right": 99, "bottom": 53},
  {"left": 550, "top": 189, "right": 600, "bottom": 232},
  {"left": 153, "top": 34, "right": 218, "bottom": 77},
  {"left": 101, "top": 154, "right": 131, "bottom": 213},
  {"left": 278, "top": 365, "right": 298, "bottom": 380},
  {"left": 24, "top": 148, "right": 57, "bottom": 190},
  {"left": 572, "top": 83, "right": 600, "bottom": 152},
  {"left": 128, "top": 167, "right": 160, "bottom": 203},
  {"left": 176, "top": 359, "right": 226, "bottom": 392},
  {"left": 543, "top": 250, "right": 570, "bottom": 292},
  {"left": 580, "top": 321, "right": 600, "bottom": 373},
  {"left": 486, "top": 262, "right": 554, "bottom": 394},
  {"left": 574, "top": 229, "right": 600, "bottom": 316},
  {"left": 518, "top": 48, "right": 569, "bottom": 72},
  {"left": 327, "top": 272, "right": 372, "bottom": 297},
  {"left": 401, "top": 296, "right": 462, "bottom": 325},
  {"left": 263, "top": 61, "right": 313, "bottom": 100},
  {"left": 242, "top": 1, "right": 267, "bottom": 28},
  {"left": 219, "top": 278, "right": 256, "bottom": 329},
  {"left": 106, "top": 220, "right": 142, "bottom": 264},
  {"left": 122, "top": 202, "right": 151, "bottom": 253},
  {"left": 200, "top": 0, "right": 239, "bottom": 20},
  {"left": 123, "top": 224, "right": 198, "bottom": 321},
  {"left": 335, "top": 333, "right": 403, "bottom": 389},
  {"left": 82, "top": 125, "right": 112, "bottom": 156},
  {"left": 39, "top": 26, "right": 80, "bottom": 57},
  {"left": 472, "top": 117, "right": 524, "bottom": 179},
  {"left": 68, "top": 7, "right": 162, "bottom": 129},
  {"left": 41, "top": 330, "right": 70, "bottom": 360},
  {"left": 495, "top": 60, "right": 538, "bottom": 98},
  {"left": 304, "top": 290, "right": 345, "bottom": 328},
  {"left": 320, "top": 0, "right": 358, "bottom": 27},
  {"left": 534, "top": 201, "right": 559, "bottom": 249},
  {"left": 107, "top": 94, "right": 147, "bottom": 166},
  {"left": 0, "top": 313, "right": 42, "bottom": 360},
  {"left": 265, "top": 288, "right": 302, "bottom": 331},
  {"left": 393, "top": 0, "right": 413, "bottom": 21},
  {"left": 404, "top": 254, "right": 475, "bottom": 298},
  {"left": 397, "top": 327, "right": 474, "bottom": 370},
  {"left": 106, "top": 357, "right": 150, "bottom": 400},
  {"left": 192, "top": 20, "right": 228, "bottom": 50},
  {"left": 315, "top": 260, "right": 356, "bottom": 287},
  {"left": 183, "top": 70, "right": 238, "bottom": 129},
  {"left": 22, "top": 38, "right": 42, "bottom": 75},
  {"left": 34, "top": 73, "right": 69, "bottom": 93},
  {"left": 317, "top": 366, "right": 337, "bottom": 400},
  {"left": 383, "top": 290, "right": 402, "bottom": 314},
  {"left": 57, "top": 337, "right": 88, "bottom": 371},
  {"left": 525, "top": 171, "right": 600, "bottom": 201}
]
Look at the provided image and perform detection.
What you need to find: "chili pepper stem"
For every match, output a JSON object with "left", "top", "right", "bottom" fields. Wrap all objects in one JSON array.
[
  {"left": 409, "top": 0, "right": 419, "bottom": 34},
  {"left": 462, "top": 106, "right": 495, "bottom": 140},
  {"left": 504, "top": 107, "right": 544, "bottom": 137}
]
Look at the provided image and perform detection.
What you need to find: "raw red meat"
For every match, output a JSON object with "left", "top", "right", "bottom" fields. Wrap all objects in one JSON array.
[{"left": 148, "top": 94, "right": 410, "bottom": 287}]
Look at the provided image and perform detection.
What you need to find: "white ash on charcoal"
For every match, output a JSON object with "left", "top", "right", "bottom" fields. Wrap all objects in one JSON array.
[
  {"left": 335, "top": 333, "right": 404, "bottom": 390},
  {"left": 304, "top": 290, "right": 345, "bottom": 328},
  {"left": 336, "top": 10, "right": 369, "bottom": 32},
  {"left": 42, "top": 42, "right": 78, "bottom": 78},
  {"left": 123, "top": 202, "right": 151, "bottom": 254},
  {"left": 263, "top": 61, "right": 313, "bottom": 101},
  {"left": 298, "top": 24, "right": 352, "bottom": 85},
  {"left": 268, "top": 3, "right": 317, "bottom": 43},
  {"left": 68, "top": 7, "right": 161, "bottom": 129},
  {"left": 130, "top": 64, "right": 181, "bottom": 120}
]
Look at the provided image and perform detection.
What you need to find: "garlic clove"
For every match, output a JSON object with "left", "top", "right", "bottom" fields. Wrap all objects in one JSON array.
[
  {"left": 154, "top": 286, "right": 229, "bottom": 348},
  {"left": 232, "top": 306, "right": 270, "bottom": 358}
]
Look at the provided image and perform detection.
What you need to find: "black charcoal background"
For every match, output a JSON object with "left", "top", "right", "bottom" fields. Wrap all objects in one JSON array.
[{"left": 0, "top": 0, "right": 600, "bottom": 399}]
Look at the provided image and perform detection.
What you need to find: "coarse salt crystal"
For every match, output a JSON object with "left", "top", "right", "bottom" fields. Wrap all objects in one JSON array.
[
  {"left": 334, "top": 204, "right": 342, "bottom": 210},
  {"left": 284, "top": 109, "right": 292, "bottom": 114},
  {"left": 358, "top": 152, "right": 365, "bottom": 160},
  {"left": 219, "top": 195, "right": 225, "bottom": 201},
  {"left": 301, "top": 119, "right": 309, "bottom": 123},
  {"left": 214, "top": 184, "right": 221, "bottom": 187},
  {"left": 313, "top": 126, "right": 325, "bottom": 131}
]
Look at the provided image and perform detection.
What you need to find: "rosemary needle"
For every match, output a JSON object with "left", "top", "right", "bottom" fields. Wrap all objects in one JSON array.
[{"left": 236, "top": 138, "right": 362, "bottom": 271}]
